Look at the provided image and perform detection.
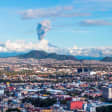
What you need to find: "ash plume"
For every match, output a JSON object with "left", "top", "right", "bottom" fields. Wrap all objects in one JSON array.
[{"left": 37, "top": 20, "right": 51, "bottom": 41}]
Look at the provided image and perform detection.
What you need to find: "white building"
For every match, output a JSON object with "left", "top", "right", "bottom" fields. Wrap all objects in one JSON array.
[{"left": 102, "top": 85, "right": 112, "bottom": 100}]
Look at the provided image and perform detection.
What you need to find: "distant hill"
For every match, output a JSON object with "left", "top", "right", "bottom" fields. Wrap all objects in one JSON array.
[
  {"left": 18, "top": 50, "right": 78, "bottom": 60},
  {"left": 101, "top": 57, "right": 112, "bottom": 62}
]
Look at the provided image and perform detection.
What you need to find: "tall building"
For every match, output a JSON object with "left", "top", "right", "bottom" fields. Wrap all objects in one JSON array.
[{"left": 102, "top": 85, "right": 112, "bottom": 100}]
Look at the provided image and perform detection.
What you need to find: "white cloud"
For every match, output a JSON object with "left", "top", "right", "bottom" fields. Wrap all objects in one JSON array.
[
  {"left": 69, "top": 47, "right": 112, "bottom": 57},
  {"left": 0, "top": 40, "right": 112, "bottom": 57},
  {"left": 0, "top": 40, "right": 59, "bottom": 53},
  {"left": 20, "top": 6, "right": 90, "bottom": 19},
  {"left": 80, "top": 20, "right": 112, "bottom": 26}
]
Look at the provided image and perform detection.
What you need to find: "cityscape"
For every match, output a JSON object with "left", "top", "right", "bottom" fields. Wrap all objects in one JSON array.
[{"left": 0, "top": 0, "right": 112, "bottom": 112}]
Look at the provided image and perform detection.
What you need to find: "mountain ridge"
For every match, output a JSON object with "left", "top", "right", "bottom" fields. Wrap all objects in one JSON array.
[
  {"left": 101, "top": 57, "right": 112, "bottom": 62},
  {"left": 18, "top": 50, "right": 78, "bottom": 60}
]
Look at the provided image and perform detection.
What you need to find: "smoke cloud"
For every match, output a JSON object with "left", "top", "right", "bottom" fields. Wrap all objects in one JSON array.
[{"left": 37, "top": 20, "right": 51, "bottom": 41}]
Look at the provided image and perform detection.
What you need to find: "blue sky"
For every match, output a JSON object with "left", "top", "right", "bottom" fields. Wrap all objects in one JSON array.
[{"left": 0, "top": 0, "right": 112, "bottom": 48}]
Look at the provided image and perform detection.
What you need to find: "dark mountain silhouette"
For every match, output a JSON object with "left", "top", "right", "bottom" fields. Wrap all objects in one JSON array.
[
  {"left": 18, "top": 50, "right": 78, "bottom": 60},
  {"left": 101, "top": 57, "right": 112, "bottom": 62}
]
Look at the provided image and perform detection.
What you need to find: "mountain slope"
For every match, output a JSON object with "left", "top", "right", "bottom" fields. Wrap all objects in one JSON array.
[
  {"left": 18, "top": 50, "right": 78, "bottom": 60},
  {"left": 101, "top": 57, "right": 112, "bottom": 62}
]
